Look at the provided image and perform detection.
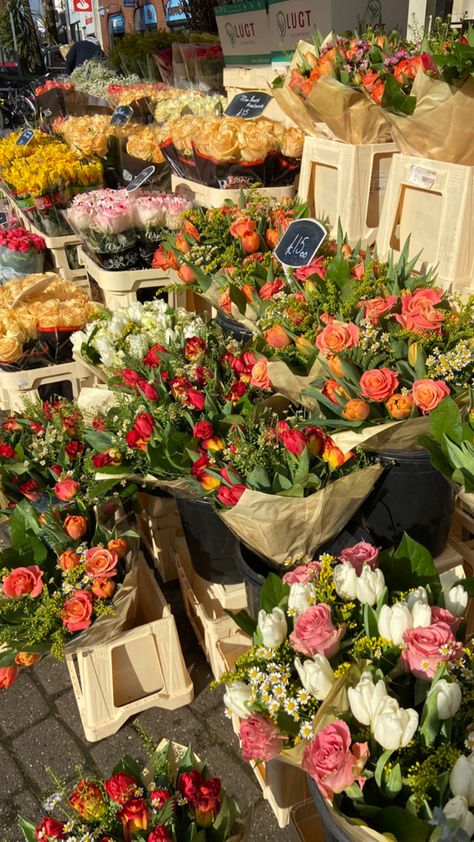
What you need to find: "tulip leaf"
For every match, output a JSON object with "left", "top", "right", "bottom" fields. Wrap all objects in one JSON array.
[
  {"left": 375, "top": 749, "right": 394, "bottom": 788},
  {"left": 228, "top": 284, "right": 248, "bottom": 316},
  {"left": 427, "top": 397, "right": 462, "bottom": 445},
  {"left": 419, "top": 687, "right": 440, "bottom": 748},
  {"left": 245, "top": 466, "right": 271, "bottom": 491},
  {"left": 386, "top": 763, "right": 403, "bottom": 799},
  {"left": 112, "top": 754, "right": 142, "bottom": 781},
  {"left": 379, "top": 533, "right": 438, "bottom": 590},
  {"left": 18, "top": 818, "right": 37, "bottom": 842},
  {"left": 371, "top": 806, "right": 431, "bottom": 841},
  {"left": 363, "top": 603, "right": 379, "bottom": 637},
  {"left": 225, "top": 608, "right": 257, "bottom": 638},
  {"left": 0, "top": 648, "right": 17, "bottom": 667},
  {"left": 260, "top": 572, "right": 290, "bottom": 613}
]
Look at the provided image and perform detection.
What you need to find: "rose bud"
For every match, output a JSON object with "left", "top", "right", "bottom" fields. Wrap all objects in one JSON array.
[
  {"left": 108, "top": 537, "right": 127, "bottom": 558},
  {"left": 58, "top": 550, "right": 81, "bottom": 571},
  {"left": 64, "top": 515, "right": 87, "bottom": 540}
]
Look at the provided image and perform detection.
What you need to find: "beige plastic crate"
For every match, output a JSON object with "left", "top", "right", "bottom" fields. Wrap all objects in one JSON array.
[
  {"left": 0, "top": 358, "right": 94, "bottom": 412},
  {"left": 224, "top": 65, "right": 297, "bottom": 128},
  {"left": 137, "top": 494, "right": 182, "bottom": 583},
  {"left": 298, "top": 136, "right": 398, "bottom": 246},
  {"left": 289, "top": 800, "right": 325, "bottom": 842},
  {"left": 377, "top": 154, "right": 474, "bottom": 291},
  {"left": 171, "top": 536, "right": 248, "bottom": 679},
  {"left": 216, "top": 632, "right": 251, "bottom": 674},
  {"left": 65, "top": 556, "right": 194, "bottom": 742},
  {"left": 171, "top": 176, "right": 296, "bottom": 210}
]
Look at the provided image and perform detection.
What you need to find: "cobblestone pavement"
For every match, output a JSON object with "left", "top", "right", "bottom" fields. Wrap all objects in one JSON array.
[{"left": 0, "top": 569, "right": 290, "bottom": 842}]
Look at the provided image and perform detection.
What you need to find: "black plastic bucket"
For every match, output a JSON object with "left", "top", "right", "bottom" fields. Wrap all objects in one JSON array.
[
  {"left": 236, "top": 543, "right": 271, "bottom": 620},
  {"left": 308, "top": 777, "right": 350, "bottom": 842},
  {"left": 358, "top": 448, "right": 455, "bottom": 557},
  {"left": 217, "top": 312, "right": 253, "bottom": 344},
  {"left": 175, "top": 497, "right": 243, "bottom": 584}
]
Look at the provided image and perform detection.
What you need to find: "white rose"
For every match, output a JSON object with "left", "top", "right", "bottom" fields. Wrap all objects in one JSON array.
[
  {"left": 294, "top": 655, "right": 335, "bottom": 701},
  {"left": 446, "top": 584, "right": 469, "bottom": 618},
  {"left": 378, "top": 602, "right": 412, "bottom": 646},
  {"left": 348, "top": 672, "right": 389, "bottom": 726},
  {"left": 333, "top": 562, "right": 357, "bottom": 600},
  {"left": 355, "top": 565, "right": 385, "bottom": 606},
  {"left": 443, "top": 796, "right": 474, "bottom": 837},
  {"left": 223, "top": 681, "right": 252, "bottom": 719},
  {"left": 288, "top": 583, "right": 316, "bottom": 615},
  {"left": 258, "top": 607, "right": 287, "bottom": 648},
  {"left": 450, "top": 755, "right": 474, "bottom": 806},
  {"left": 429, "top": 679, "right": 462, "bottom": 720},
  {"left": 372, "top": 696, "right": 419, "bottom": 750}
]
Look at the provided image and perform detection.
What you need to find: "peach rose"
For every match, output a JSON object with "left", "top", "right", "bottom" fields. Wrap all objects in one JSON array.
[
  {"left": 412, "top": 379, "right": 450, "bottom": 413},
  {"left": 239, "top": 714, "right": 285, "bottom": 762},
  {"left": 3, "top": 565, "right": 43, "bottom": 598},
  {"left": 264, "top": 325, "right": 291, "bottom": 348},
  {"left": 83, "top": 546, "right": 118, "bottom": 578},
  {"left": 64, "top": 515, "right": 87, "bottom": 540},
  {"left": 386, "top": 393, "right": 413, "bottom": 420},
  {"left": 360, "top": 368, "right": 399, "bottom": 402},
  {"left": 250, "top": 358, "right": 271, "bottom": 390},
  {"left": 395, "top": 288, "right": 445, "bottom": 333},
  {"left": 61, "top": 590, "right": 93, "bottom": 632},
  {"left": 58, "top": 550, "right": 81, "bottom": 571},
  {"left": 108, "top": 538, "right": 127, "bottom": 558},
  {"left": 218, "top": 288, "right": 231, "bottom": 314},
  {"left": 315, "top": 321, "right": 359, "bottom": 355},
  {"left": 358, "top": 295, "right": 398, "bottom": 324},
  {"left": 342, "top": 399, "right": 370, "bottom": 421},
  {"left": 302, "top": 720, "right": 369, "bottom": 801}
]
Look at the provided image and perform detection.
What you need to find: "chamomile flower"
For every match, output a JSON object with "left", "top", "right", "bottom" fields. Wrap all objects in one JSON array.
[
  {"left": 268, "top": 699, "right": 280, "bottom": 714},
  {"left": 299, "top": 722, "right": 314, "bottom": 740},
  {"left": 297, "top": 689, "right": 311, "bottom": 705},
  {"left": 284, "top": 698, "right": 299, "bottom": 718}
]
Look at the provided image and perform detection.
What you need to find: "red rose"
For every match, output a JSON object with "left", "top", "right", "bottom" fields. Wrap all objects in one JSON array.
[
  {"left": 104, "top": 772, "right": 137, "bottom": 804},
  {"left": 143, "top": 344, "right": 167, "bottom": 368},
  {"left": 126, "top": 429, "right": 147, "bottom": 451},
  {"left": 193, "top": 421, "right": 214, "bottom": 439},
  {"left": 51, "top": 464, "right": 62, "bottom": 476},
  {"left": 185, "top": 389, "right": 206, "bottom": 411},
  {"left": 217, "top": 484, "right": 246, "bottom": 506},
  {"left": 225, "top": 381, "right": 247, "bottom": 403},
  {"left": 150, "top": 788, "right": 173, "bottom": 808},
  {"left": 0, "top": 444, "right": 15, "bottom": 459},
  {"left": 178, "top": 770, "right": 202, "bottom": 802},
  {"left": 134, "top": 412, "right": 154, "bottom": 440},
  {"left": 148, "top": 828, "right": 171, "bottom": 842},
  {"left": 35, "top": 818, "right": 65, "bottom": 840},
  {"left": 92, "top": 452, "right": 114, "bottom": 468},
  {"left": 65, "top": 440, "right": 85, "bottom": 460}
]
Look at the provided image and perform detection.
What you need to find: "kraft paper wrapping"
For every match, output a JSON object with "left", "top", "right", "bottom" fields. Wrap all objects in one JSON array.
[
  {"left": 331, "top": 416, "right": 430, "bottom": 454},
  {"left": 220, "top": 464, "right": 383, "bottom": 566},
  {"left": 267, "top": 358, "right": 323, "bottom": 407},
  {"left": 306, "top": 76, "right": 392, "bottom": 144},
  {"left": 381, "top": 73, "right": 474, "bottom": 165}
]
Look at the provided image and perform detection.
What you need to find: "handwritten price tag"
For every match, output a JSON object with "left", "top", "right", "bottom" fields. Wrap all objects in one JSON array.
[
  {"left": 110, "top": 105, "right": 133, "bottom": 127},
  {"left": 225, "top": 91, "right": 272, "bottom": 119},
  {"left": 274, "top": 218, "right": 327, "bottom": 268},
  {"left": 126, "top": 165, "right": 156, "bottom": 192}
]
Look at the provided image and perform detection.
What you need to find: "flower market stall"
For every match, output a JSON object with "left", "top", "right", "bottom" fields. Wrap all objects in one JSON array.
[{"left": 0, "top": 15, "right": 473, "bottom": 842}]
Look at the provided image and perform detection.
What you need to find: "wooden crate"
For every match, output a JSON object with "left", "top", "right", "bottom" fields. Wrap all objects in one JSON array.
[
  {"left": 171, "top": 176, "right": 296, "bottom": 210},
  {"left": 65, "top": 556, "right": 193, "bottom": 742},
  {"left": 377, "top": 154, "right": 474, "bottom": 292},
  {"left": 171, "top": 536, "right": 249, "bottom": 680},
  {"left": 298, "top": 136, "right": 398, "bottom": 247},
  {"left": 0, "top": 358, "right": 94, "bottom": 412}
]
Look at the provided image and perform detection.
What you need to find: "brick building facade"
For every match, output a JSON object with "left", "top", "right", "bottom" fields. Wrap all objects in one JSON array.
[{"left": 99, "top": 0, "right": 167, "bottom": 53}]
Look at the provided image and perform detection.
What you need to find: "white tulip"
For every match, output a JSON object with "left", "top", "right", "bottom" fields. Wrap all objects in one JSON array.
[
  {"left": 294, "top": 655, "right": 335, "bottom": 701},
  {"left": 446, "top": 584, "right": 469, "bottom": 618},
  {"left": 429, "top": 679, "right": 462, "bottom": 720},
  {"left": 333, "top": 563, "right": 357, "bottom": 600},
  {"left": 378, "top": 602, "right": 413, "bottom": 646},
  {"left": 372, "top": 696, "right": 419, "bottom": 750},
  {"left": 443, "top": 796, "right": 474, "bottom": 837},
  {"left": 223, "top": 681, "right": 252, "bottom": 719},
  {"left": 348, "top": 672, "right": 388, "bottom": 726},
  {"left": 450, "top": 755, "right": 474, "bottom": 806},
  {"left": 411, "top": 600, "right": 432, "bottom": 628},
  {"left": 355, "top": 565, "right": 385, "bottom": 606},
  {"left": 257, "top": 607, "right": 287, "bottom": 648},
  {"left": 407, "top": 587, "right": 429, "bottom": 609},
  {"left": 288, "top": 583, "right": 316, "bottom": 615}
]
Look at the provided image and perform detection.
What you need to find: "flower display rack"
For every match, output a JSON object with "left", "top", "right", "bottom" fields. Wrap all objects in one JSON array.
[
  {"left": 171, "top": 175, "right": 297, "bottom": 210},
  {"left": 78, "top": 248, "right": 186, "bottom": 312},
  {"left": 137, "top": 492, "right": 183, "bottom": 583},
  {"left": 170, "top": 535, "right": 249, "bottom": 680},
  {"left": 65, "top": 555, "right": 194, "bottom": 742},
  {"left": 376, "top": 154, "right": 474, "bottom": 291},
  {"left": 298, "top": 137, "right": 398, "bottom": 247},
  {"left": 0, "top": 358, "right": 95, "bottom": 412}
]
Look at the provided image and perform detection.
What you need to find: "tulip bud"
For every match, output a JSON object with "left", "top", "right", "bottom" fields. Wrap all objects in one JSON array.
[
  {"left": 378, "top": 602, "right": 412, "bottom": 646},
  {"left": 408, "top": 342, "right": 418, "bottom": 367},
  {"left": 355, "top": 565, "right": 385, "bottom": 606},
  {"left": 445, "top": 584, "right": 469, "bottom": 618},
  {"left": 411, "top": 600, "right": 432, "bottom": 628},
  {"left": 429, "top": 679, "right": 462, "bottom": 720},
  {"left": 288, "top": 583, "right": 316, "bottom": 615},
  {"left": 443, "top": 796, "right": 474, "bottom": 837},
  {"left": 372, "top": 697, "right": 419, "bottom": 750},
  {"left": 450, "top": 755, "right": 474, "bottom": 806},
  {"left": 257, "top": 607, "right": 287, "bottom": 648},
  {"left": 294, "top": 655, "right": 335, "bottom": 701},
  {"left": 348, "top": 672, "right": 389, "bottom": 726},
  {"left": 223, "top": 681, "right": 252, "bottom": 719},
  {"left": 333, "top": 562, "right": 357, "bottom": 600}
]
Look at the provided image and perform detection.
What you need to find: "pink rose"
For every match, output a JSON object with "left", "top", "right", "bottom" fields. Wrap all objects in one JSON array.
[
  {"left": 315, "top": 321, "right": 359, "bottom": 356},
  {"left": 358, "top": 295, "right": 398, "bottom": 324},
  {"left": 302, "top": 720, "right": 369, "bottom": 800},
  {"left": 239, "top": 714, "right": 285, "bottom": 762},
  {"left": 54, "top": 477, "right": 81, "bottom": 501},
  {"left": 400, "top": 622, "right": 462, "bottom": 679},
  {"left": 395, "top": 288, "right": 445, "bottom": 334},
  {"left": 412, "top": 379, "right": 450, "bottom": 413},
  {"left": 61, "top": 590, "right": 93, "bottom": 632},
  {"left": 430, "top": 606, "right": 461, "bottom": 633},
  {"left": 282, "top": 561, "right": 321, "bottom": 585},
  {"left": 3, "top": 565, "right": 43, "bottom": 598},
  {"left": 338, "top": 542, "right": 379, "bottom": 575},
  {"left": 360, "top": 368, "right": 399, "bottom": 402},
  {"left": 290, "top": 604, "right": 345, "bottom": 658},
  {"left": 83, "top": 547, "right": 118, "bottom": 578}
]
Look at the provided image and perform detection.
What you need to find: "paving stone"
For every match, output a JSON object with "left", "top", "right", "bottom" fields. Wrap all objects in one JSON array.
[
  {"left": 89, "top": 723, "right": 148, "bottom": 773},
  {"left": 137, "top": 704, "right": 203, "bottom": 749},
  {"left": 189, "top": 668, "right": 222, "bottom": 713},
  {"left": 250, "top": 796, "right": 292, "bottom": 841},
  {"left": 12, "top": 718, "right": 87, "bottom": 788},
  {"left": 33, "top": 656, "right": 72, "bottom": 697},
  {"left": 0, "top": 672, "right": 49, "bottom": 737},
  {"left": 0, "top": 744, "right": 23, "bottom": 796},
  {"left": 54, "top": 689, "right": 88, "bottom": 741}
]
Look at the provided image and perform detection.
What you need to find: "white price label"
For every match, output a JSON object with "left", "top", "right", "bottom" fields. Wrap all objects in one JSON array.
[{"left": 408, "top": 166, "right": 437, "bottom": 190}]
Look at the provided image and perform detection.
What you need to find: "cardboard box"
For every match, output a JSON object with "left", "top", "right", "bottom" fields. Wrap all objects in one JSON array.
[
  {"left": 215, "top": 0, "right": 270, "bottom": 66},
  {"left": 269, "top": 0, "right": 318, "bottom": 65}
]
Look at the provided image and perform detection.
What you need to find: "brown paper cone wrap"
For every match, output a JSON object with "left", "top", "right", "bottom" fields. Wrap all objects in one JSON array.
[
  {"left": 306, "top": 77, "right": 392, "bottom": 144},
  {"left": 220, "top": 464, "right": 383, "bottom": 566},
  {"left": 267, "top": 358, "right": 323, "bottom": 407},
  {"left": 331, "top": 416, "right": 430, "bottom": 453},
  {"left": 381, "top": 73, "right": 474, "bottom": 165}
]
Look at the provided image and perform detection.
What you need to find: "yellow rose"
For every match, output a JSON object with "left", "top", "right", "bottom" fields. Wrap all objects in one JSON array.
[{"left": 0, "top": 336, "right": 23, "bottom": 362}]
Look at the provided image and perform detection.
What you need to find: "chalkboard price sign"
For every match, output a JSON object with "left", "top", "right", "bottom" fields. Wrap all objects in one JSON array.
[
  {"left": 225, "top": 91, "right": 272, "bottom": 119},
  {"left": 126, "top": 165, "right": 156, "bottom": 192},
  {"left": 16, "top": 129, "right": 34, "bottom": 146},
  {"left": 275, "top": 218, "right": 327, "bottom": 268},
  {"left": 110, "top": 105, "right": 133, "bottom": 127},
  {"left": 0, "top": 212, "right": 8, "bottom": 226}
]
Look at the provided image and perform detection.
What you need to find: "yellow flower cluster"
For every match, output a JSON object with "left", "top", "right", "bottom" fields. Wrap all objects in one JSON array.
[
  {"left": 0, "top": 129, "right": 51, "bottom": 168},
  {"left": 2, "top": 141, "right": 102, "bottom": 199}
]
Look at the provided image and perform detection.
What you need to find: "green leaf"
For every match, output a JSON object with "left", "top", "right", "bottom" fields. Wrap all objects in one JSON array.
[
  {"left": 419, "top": 687, "right": 441, "bottom": 748},
  {"left": 85, "top": 430, "right": 116, "bottom": 451},
  {"left": 363, "top": 603, "right": 379, "bottom": 637},
  {"left": 292, "top": 448, "right": 310, "bottom": 485},
  {"left": 371, "top": 806, "right": 431, "bottom": 841},
  {"left": 386, "top": 763, "right": 403, "bottom": 799},
  {"left": 260, "top": 572, "right": 289, "bottom": 613},
  {"left": 381, "top": 74, "right": 417, "bottom": 116},
  {"left": 19, "top": 818, "right": 38, "bottom": 842},
  {"left": 427, "top": 398, "right": 462, "bottom": 445},
  {"left": 229, "top": 285, "right": 248, "bottom": 316},
  {"left": 112, "top": 754, "right": 142, "bottom": 782},
  {"left": 379, "top": 533, "right": 438, "bottom": 590},
  {"left": 246, "top": 466, "right": 271, "bottom": 491},
  {"left": 225, "top": 608, "right": 257, "bottom": 638},
  {"left": 0, "top": 648, "right": 17, "bottom": 667},
  {"left": 375, "top": 749, "right": 393, "bottom": 788}
]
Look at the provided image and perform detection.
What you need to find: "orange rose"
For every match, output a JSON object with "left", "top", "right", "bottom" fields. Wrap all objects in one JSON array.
[
  {"left": 315, "top": 321, "right": 359, "bottom": 355},
  {"left": 15, "top": 652, "right": 41, "bottom": 667},
  {"left": 412, "top": 379, "right": 450, "bottom": 414},
  {"left": 108, "top": 537, "right": 127, "bottom": 558},
  {"left": 61, "top": 590, "right": 93, "bottom": 632},
  {"left": 342, "top": 399, "right": 370, "bottom": 421},
  {"left": 250, "top": 358, "right": 271, "bottom": 390},
  {"left": 229, "top": 216, "right": 255, "bottom": 239},
  {"left": 264, "top": 325, "right": 291, "bottom": 348},
  {"left": 386, "top": 393, "right": 413, "bottom": 420},
  {"left": 83, "top": 546, "right": 118, "bottom": 578},
  {"left": 58, "top": 550, "right": 81, "bottom": 571},
  {"left": 360, "top": 368, "right": 399, "bottom": 402},
  {"left": 91, "top": 577, "right": 116, "bottom": 599},
  {"left": 64, "top": 515, "right": 87, "bottom": 540}
]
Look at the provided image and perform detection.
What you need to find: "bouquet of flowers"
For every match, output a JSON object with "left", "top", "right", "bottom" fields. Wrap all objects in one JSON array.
[
  {"left": 0, "top": 226, "right": 45, "bottom": 281},
  {"left": 0, "top": 129, "right": 51, "bottom": 169},
  {"left": 35, "top": 79, "right": 75, "bottom": 97},
  {"left": 70, "top": 59, "right": 141, "bottom": 100},
  {"left": 154, "top": 91, "right": 227, "bottom": 124},
  {"left": 220, "top": 535, "right": 474, "bottom": 841},
  {"left": 133, "top": 192, "right": 191, "bottom": 266},
  {"left": 420, "top": 397, "right": 474, "bottom": 493},
  {"left": 19, "top": 735, "right": 247, "bottom": 841}
]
